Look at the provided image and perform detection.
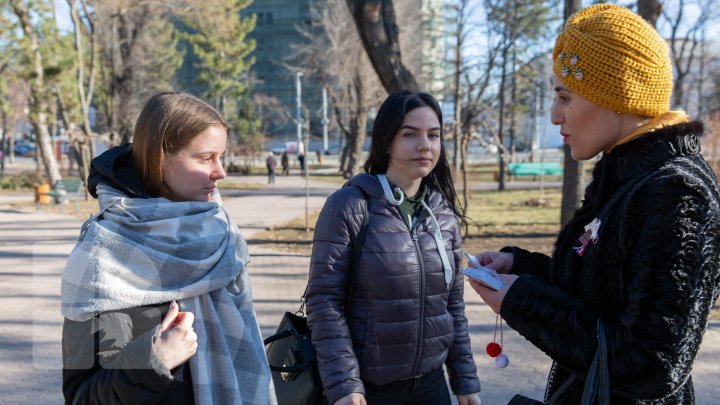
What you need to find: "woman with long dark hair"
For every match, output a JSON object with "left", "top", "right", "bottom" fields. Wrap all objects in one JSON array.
[{"left": 306, "top": 91, "right": 481, "bottom": 405}]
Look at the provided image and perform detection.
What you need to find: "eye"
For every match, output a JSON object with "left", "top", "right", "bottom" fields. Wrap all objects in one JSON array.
[
  {"left": 403, "top": 132, "right": 416, "bottom": 138},
  {"left": 429, "top": 132, "right": 441, "bottom": 138}
]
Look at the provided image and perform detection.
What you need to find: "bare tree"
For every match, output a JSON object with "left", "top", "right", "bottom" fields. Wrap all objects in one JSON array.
[
  {"left": 448, "top": 0, "right": 502, "bottom": 210},
  {"left": 637, "top": 0, "right": 662, "bottom": 26},
  {"left": 661, "top": 0, "right": 714, "bottom": 110},
  {"left": 94, "top": 1, "right": 183, "bottom": 144},
  {"left": 560, "top": 0, "right": 583, "bottom": 226},
  {"left": 344, "top": 0, "right": 419, "bottom": 92},
  {"left": 702, "top": 111, "right": 720, "bottom": 178},
  {"left": 68, "top": 0, "right": 98, "bottom": 192},
  {"left": 10, "top": 0, "right": 62, "bottom": 184},
  {"left": 485, "top": 0, "right": 555, "bottom": 191},
  {"left": 291, "top": 0, "right": 384, "bottom": 178}
]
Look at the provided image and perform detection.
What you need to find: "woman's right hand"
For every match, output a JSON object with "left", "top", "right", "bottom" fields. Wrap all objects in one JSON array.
[
  {"left": 155, "top": 301, "right": 198, "bottom": 370},
  {"left": 333, "top": 393, "right": 366, "bottom": 405},
  {"left": 474, "top": 251, "right": 514, "bottom": 274}
]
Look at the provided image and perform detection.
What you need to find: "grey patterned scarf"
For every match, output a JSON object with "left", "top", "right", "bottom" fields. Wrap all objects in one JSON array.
[{"left": 61, "top": 184, "right": 272, "bottom": 404}]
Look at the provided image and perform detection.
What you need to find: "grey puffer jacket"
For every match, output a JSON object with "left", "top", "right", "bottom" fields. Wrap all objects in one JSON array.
[{"left": 306, "top": 173, "right": 480, "bottom": 404}]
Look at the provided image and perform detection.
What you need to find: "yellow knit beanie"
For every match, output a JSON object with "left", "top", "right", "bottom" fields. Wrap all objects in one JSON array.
[{"left": 552, "top": 4, "right": 673, "bottom": 117}]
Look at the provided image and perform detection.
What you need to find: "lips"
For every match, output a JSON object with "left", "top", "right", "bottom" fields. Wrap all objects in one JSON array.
[
  {"left": 413, "top": 157, "right": 432, "bottom": 164},
  {"left": 561, "top": 132, "right": 570, "bottom": 144}
]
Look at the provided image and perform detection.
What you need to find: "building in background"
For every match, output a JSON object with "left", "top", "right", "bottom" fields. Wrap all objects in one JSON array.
[
  {"left": 245, "top": 0, "right": 451, "bottom": 146},
  {"left": 419, "top": 0, "right": 450, "bottom": 97}
]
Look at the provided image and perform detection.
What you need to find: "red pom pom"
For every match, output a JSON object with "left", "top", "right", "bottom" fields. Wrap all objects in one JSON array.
[{"left": 486, "top": 342, "right": 502, "bottom": 357}]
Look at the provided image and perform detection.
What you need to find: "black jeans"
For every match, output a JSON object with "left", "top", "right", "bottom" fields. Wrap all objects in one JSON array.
[{"left": 363, "top": 367, "right": 451, "bottom": 405}]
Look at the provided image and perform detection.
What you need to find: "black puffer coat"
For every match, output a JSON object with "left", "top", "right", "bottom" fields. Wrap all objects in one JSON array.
[
  {"left": 501, "top": 122, "right": 720, "bottom": 404},
  {"left": 306, "top": 173, "right": 480, "bottom": 404}
]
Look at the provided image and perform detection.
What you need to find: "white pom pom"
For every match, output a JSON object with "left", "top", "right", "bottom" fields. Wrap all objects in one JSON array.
[{"left": 495, "top": 354, "right": 509, "bottom": 368}]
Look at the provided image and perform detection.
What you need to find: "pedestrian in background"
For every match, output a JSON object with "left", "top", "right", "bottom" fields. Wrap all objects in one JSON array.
[
  {"left": 61, "top": 92, "right": 272, "bottom": 404},
  {"left": 281, "top": 151, "right": 289, "bottom": 175},
  {"left": 306, "top": 91, "right": 481, "bottom": 405},
  {"left": 298, "top": 153, "right": 306, "bottom": 173},
  {"left": 266, "top": 152, "right": 277, "bottom": 184},
  {"left": 470, "top": 5, "right": 720, "bottom": 403}
]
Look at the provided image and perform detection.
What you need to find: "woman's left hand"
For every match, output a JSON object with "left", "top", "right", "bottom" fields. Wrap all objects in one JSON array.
[
  {"left": 456, "top": 393, "right": 481, "bottom": 405},
  {"left": 469, "top": 274, "right": 518, "bottom": 314}
]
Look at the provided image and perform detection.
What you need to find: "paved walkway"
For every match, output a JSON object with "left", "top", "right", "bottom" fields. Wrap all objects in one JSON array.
[{"left": 0, "top": 174, "right": 718, "bottom": 404}]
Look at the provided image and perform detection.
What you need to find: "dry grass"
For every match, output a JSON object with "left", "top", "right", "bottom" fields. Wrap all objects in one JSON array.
[{"left": 251, "top": 188, "right": 561, "bottom": 257}]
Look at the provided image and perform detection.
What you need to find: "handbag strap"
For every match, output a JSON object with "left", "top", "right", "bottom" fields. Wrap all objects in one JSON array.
[
  {"left": 548, "top": 320, "right": 610, "bottom": 405},
  {"left": 581, "top": 319, "right": 610, "bottom": 404},
  {"left": 589, "top": 169, "right": 657, "bottom": 234}
]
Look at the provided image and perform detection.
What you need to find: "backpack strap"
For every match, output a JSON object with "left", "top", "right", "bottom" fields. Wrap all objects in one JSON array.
[
  {"left": 301, "top": 187, "right": 369, "bottom": 316},
  {"left": 345, "top": 193, "right": 369, "bottom": 314}
]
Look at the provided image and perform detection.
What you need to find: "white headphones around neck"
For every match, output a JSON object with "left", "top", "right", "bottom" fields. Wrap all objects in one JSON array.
[{"left": 377, "top": 174, "right": 404, "bottom": 205}]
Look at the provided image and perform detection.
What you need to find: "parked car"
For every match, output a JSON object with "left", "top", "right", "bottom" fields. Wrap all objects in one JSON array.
[{"left": 14, "top": 141, "right": 36, "bottom": 157}]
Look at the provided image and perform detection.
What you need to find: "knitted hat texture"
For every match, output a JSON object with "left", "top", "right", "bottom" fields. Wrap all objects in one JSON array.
[{"left": 552, "top": 4, "right": 673, "bottom": 117}]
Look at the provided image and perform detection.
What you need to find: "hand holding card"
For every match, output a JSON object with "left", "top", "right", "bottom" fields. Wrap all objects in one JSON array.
[{"left": 463, "top": 253, "right": 505, "bottom": 291}]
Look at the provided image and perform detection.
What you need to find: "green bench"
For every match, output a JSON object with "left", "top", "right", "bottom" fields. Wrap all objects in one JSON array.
[
  {"left": 507, "top": 162, "right": 563, "bottom": 180},
  {"left": 35, "top": 178, "right": 85, "bottom": 214}
]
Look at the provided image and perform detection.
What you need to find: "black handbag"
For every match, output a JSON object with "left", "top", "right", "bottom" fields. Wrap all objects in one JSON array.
[
  {"left": 264, "top": 309, "right": 325, "bottom": 405},
  {"left": 508, "top": 319, "right": 609, "bottom": 405},
  {"left": 265, "top": 195, "right": 369, "bottom": 405}
]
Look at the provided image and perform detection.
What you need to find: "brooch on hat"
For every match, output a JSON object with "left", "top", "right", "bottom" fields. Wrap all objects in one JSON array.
[
  {"left": 558, "top": 51, "right": 584, "bottom": 81},
  {"left": 574, "top": 218, "right": 601, "bottom": 256}
]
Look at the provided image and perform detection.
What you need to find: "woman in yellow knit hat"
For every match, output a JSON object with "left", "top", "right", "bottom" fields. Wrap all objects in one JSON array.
[{"left": 469, "top": 4, "right": 720, "bottom": 404}]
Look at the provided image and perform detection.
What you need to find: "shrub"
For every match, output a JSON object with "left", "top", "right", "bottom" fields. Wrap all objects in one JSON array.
[{"left": 0, "top": 171, "right": 46, "bottom": 190}]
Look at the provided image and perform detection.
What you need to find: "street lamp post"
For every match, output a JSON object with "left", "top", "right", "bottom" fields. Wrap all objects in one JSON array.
[
  {"left": 295, "top": 71, "right": 303, "bottom": 158},
  {"left": 322, "top": 86, "right": 329, "bottom": 154}
]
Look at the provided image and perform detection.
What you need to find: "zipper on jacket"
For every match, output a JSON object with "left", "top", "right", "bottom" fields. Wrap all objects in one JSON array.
[
  {"left": 410, "top": 234, "right": 426, "bottom": 377},
  {"left": 396, "top": 204, "right": 427, "bottom": 377}
]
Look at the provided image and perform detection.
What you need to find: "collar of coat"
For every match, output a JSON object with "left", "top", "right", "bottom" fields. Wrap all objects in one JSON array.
[
  {"left": 602, "top": 121, "right": 703, "bottom": 183},
  {"left": 343, "top": 172, "right": 447, "bottom": 211}
]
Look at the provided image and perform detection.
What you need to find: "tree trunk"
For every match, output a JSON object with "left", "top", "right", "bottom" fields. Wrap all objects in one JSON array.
[
  {"left": 451, "top": 2, "right": 463, "bottom": 174},
  {"left": 508, "top": 49, "right": 517, "bottom": 161},
  {"left": 344, "top": 107, "right": 368, "bottom": 179},
  {"left": 11, "top": 0, "right": 62, "bottom": 185},
  {"left": 637, "top": 0, "right": 662, "bottom": 27},
  {"left": 497, "top": 43, "right": 508, "bottom": 191},
  {"left": 1, "top": 109, "right": 6, "bottom": 178},
  {"left": 343, "top": 71, "right": 368, "bottom": 178},
  {"left": 560, "top": 0, "right": 583, "bottom": 226},
  {"left": 345, "top": 0, "right": 419, "bottom": 92},
  {"left": 461, "top": 131, "right": 471, "bottom": 213},
  {"left": 112, "top": 7, "right": 148, "bottom": 144}
]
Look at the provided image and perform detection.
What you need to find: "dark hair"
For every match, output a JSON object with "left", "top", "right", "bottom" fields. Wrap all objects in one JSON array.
[
  {"left": 132, "top": 92, "right": 229, "bottom": 197},
  {"left": 364, "top": 91, "right": 464, "bottom": 220}
]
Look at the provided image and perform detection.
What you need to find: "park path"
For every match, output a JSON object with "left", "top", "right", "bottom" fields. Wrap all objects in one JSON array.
[{"left": 0, "top": 173, "right": 718, "bottom": 404}]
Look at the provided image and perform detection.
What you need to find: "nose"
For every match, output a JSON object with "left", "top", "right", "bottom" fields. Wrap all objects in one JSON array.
[
  {"left": 417, "top": 133, "right": 431, "bottom": 151},
  {"left": 211, "top": 158, "right": 227, "bottom": 180},
  {"left": 551, "top": 100, "right": 563, "bottom": 125}
]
